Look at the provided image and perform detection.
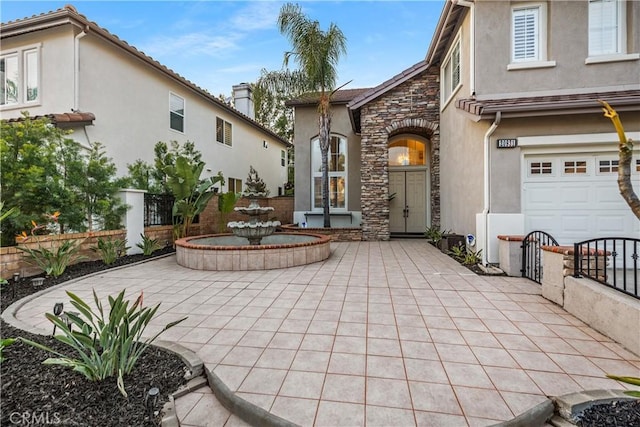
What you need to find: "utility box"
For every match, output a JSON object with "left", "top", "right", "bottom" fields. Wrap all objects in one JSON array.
[{"left": 440, "top": 234, "right": 465, "bottom": 253}]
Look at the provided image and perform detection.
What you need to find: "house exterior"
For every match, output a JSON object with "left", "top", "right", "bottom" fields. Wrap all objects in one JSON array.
[
  {"left": 0, "top": 5, "right": 291, "bottom": 196},
  {"left": 290, "top": 0, "right": 639, "bottom": 265}
]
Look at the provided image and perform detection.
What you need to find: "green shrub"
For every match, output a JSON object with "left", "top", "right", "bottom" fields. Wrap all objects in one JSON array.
[
  {"left": 92, "top": 237, "right": 129, "bottom": 265},
  {"left": 18, "top": 240, "right": 86, "bottom": 277},
  {"left": 448, "top": 244, "right": 466, "bottom": 261},
  {"left": 424, "top": 226, "right": 449, "bottom": 245},
  {"left": 135, "top": 234, "right": 162, "bottom": 256},
  {"left": 20, "top": 289, "right": 186, "bottom": 396},
  {"left": 462, "top": 248, "right": 483, "bottom": 266}
]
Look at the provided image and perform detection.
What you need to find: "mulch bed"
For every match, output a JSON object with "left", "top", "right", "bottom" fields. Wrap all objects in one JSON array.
[
  {"left": 578, "top": 399, "right": 640, "bottom": 426},
  {"left": 1, "top": 247, "right": 189, "bottom": 426}
]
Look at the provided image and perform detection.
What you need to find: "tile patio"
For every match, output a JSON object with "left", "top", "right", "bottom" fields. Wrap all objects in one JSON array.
[{"left": 10, "top": 240, "right": 640, "bottom": 426}]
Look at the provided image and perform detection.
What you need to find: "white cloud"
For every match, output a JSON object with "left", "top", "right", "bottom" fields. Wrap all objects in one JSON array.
[
  {"left": 230, "top": 2, "right": 281, "bottom": 32},
  {"left": 141, "top": 32, "right": 241, "bottom": 59}
]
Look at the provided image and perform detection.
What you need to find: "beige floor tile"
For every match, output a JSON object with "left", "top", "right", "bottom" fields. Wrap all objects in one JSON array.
[
  {"left": 443, "top": 362, "right": 493, "bottom": 388},
  {"left": 173, "top": 391, "right": 202, "bottom": 420},
  {"left": 435, "top": 343, "right": 479, "bottom": 364},
  {"left": 484, "top": 366, "right": 542, "bottom": 393},
  {"left": 415, "top": 411, "right": 468, "bottom": 427},
  {"left": 315, "top": 400, "right": 365, "bottom": 427},
  {"left": 336, "top": 321, "right": 367, "bottom": 337},
  {"left": 398, "top": 325, "right": 432, "bottom": 342},
  {"left": 219, "top": 346, "right": 264, "bottom": 367},
  {"left": 368, "top": 337, "right": 403, "bottom": 357},
  {"left": 180, "top": 392, "right": 231, "bottom": 427},
  {"left": 238, "top": 367, "right": 287, "bottom": 395},
  {"left": 409, "top": 381, "right": 462, "bottom": 414},
  {"left": 328, "top": 352, "right": 366, "bottom": 375},
  {"left": 547, "top": 352, "right": 607, "bottom": 376},
  {"left": 268, "top": 332, "right": 304, "bottom": 350},
  {"left": 255, "top": 347, "right": 296, "bottom": 369},
  {"left": 270, "top": 396, "right": 318, "bottom": 427},
  {"left": 280, "top": 370, "right": 326, "bottom": 399},
  {"left": 429, "top": 328, "right": 467, "bottom": 345},
  {"left": 366, "top": 405, "right": 417, "bottom": 427},
  {"left": 367, "top": 377, "right": 413, "bottom": 409},
  {"left": 333, "top": 335, "right": 367, "bottom": 354},
  {"left": 367, "top": 355, "right": 407, "bottom": 379},
  {"left": 470, "top": 346, "right": 519, "bottom": 368},
  {"left": 454, "top": 386, "right": 513, "bottom": 420},
  {"left": 508, "top": 350, "right": 562, "bottom": 372},
  {"left": 367, "top": 323, "right": 400, "bottom": 339},
  {"left": 494, "top": 334, "right": 539, "bottom": 351},
  {"left": 499, "top": 391, "right": 548, "bottom": 416},
  {"left": 290, "top": 350, "right": 331, "bottom": 373},
  {"left": 526, "top": 370, "right": 582, "bottom": 396},
  {"left": 213, "top": 365, "right": 251, "bottom": 391},
  {"left": 404, "top": 358, "right": 449, "bottom": 383},
  {"left": 198, "top": 344, "right": 233, "bottom": 364},
  {"left": 237, "top": 330, "right": 275, "bottom": 348},
  {"left": 321, "top": 373, "right": 365, "bottom": 403},
  {"left": 300, "top": 334, "right": 335, "bottom": 351},
  {"left": 401, "top": 341, "right": 440, "bottom": 361}
]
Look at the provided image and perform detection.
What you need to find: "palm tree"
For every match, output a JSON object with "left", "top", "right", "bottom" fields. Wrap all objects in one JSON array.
[{"left": 277, "top": 2, "right": 347, "bottom": 227}]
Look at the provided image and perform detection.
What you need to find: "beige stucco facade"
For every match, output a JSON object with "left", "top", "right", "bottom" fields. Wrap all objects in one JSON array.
[{"left": 1, "top": 7, "right": 290, "bottom": 195}]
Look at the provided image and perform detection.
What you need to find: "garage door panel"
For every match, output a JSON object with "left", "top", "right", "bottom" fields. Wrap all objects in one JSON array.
[
  {"left": 523, "top": 153, "right": 637, "bottom": 245},
  {"left": 596, "top": 215, "right": 630, "bottom": 234}
]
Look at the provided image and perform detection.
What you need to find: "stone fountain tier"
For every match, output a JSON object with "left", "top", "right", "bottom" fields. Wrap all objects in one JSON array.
[
  {"left": 226, "top": 220, "right": 281, "bottom": 245},
  {"left": 233, "top": 206, "right": 274, "bottom": 216}
]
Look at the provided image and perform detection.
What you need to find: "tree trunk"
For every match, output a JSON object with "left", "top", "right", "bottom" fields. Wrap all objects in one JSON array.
[
  {"left": 618, "top": 139, "right": 640, "bottom": 219},
  {"left": 318, "top": 97, "right": 332, "bottom": 228}
]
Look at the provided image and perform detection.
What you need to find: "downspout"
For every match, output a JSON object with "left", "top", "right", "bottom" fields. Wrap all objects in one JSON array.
[
  {"left": 482, "top": 111, "right": 501, "bottom": 266},
  {"left": 453, "top": 0, "right": 475, "bottom": 96},
  {"left": 73, "top": 27, "right": 88, "bottom": 112}
]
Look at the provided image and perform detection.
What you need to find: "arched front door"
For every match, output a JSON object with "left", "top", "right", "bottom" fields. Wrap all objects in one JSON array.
[{"left": 388, "top": 136, "right": 430, "bottom": 234}]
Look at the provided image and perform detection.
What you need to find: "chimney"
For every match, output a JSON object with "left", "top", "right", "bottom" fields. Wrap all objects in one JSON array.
[{"left": 232, "top": 83, "right": 254, "bottom": 120}]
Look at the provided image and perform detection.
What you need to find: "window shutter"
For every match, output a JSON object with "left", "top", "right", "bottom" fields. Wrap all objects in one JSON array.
[
  {"left": 513, "top": 7, "right": 539, "bottom": 61},
  {"left": 224, "top": 121, "right": 232, "bottom": 146}
]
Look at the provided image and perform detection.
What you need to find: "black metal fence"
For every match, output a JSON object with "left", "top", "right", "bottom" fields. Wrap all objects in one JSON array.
[
  {"left": 144, "top": 193, "right": 174, "bottom": 226},
  {"left": 573, "top": 237, "right": 639, "bottom": 299},
  {"left": 521, "top": 230, "right": 559, "bottom": 284}
]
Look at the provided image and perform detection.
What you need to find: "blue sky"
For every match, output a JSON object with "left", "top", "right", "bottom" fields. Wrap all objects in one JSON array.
[{"left": 1, "top": 0, "right": 445, "bottom": 96}]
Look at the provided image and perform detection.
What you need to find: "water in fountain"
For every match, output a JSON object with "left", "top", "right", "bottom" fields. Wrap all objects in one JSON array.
[{"left": 227, "top": 166, "right": 281, "bottom": 245}]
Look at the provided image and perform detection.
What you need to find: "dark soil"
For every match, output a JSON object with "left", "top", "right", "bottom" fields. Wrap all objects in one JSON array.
[
  {"left": 578, "top": 399, "right": 640, "bottom": 427},
  {"left": 1, "top": 247, "right": 189, "bottom": 426}
]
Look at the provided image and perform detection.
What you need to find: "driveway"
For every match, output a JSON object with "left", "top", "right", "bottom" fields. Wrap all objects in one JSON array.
[{"left": 9, "top": 240, "right": 640, "bottom": 426}]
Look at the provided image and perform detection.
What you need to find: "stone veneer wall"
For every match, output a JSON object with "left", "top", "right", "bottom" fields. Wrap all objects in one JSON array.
[{"left": 359, "top": 68, "right": 440, "bottom": 240}]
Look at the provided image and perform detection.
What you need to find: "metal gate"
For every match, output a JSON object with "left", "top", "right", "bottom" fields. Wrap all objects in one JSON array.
[{"left": 521, "top": 231, "right": 559, "bottom": 284}]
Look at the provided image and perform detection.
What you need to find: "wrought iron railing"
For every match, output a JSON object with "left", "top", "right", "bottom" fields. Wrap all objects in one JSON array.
[
  {"left": 573, "top": 237, "right": 639, "bottom": 299},
  {"left": 521, "top": 230, "right": 559, "bottom": 284},
  {"left": 144, "top": 193, "right": 174, "bottom": 227}
]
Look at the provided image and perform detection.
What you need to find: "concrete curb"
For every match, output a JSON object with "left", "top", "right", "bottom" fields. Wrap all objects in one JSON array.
[
  {"left": 206, "top": 366, "right": 299, "bottom": 427},
  {"left": 491, "top": 399, "right": 554, "bottom": 427},
  {"left": 552, "top": 389, "right": 639, "bottom": 424}
]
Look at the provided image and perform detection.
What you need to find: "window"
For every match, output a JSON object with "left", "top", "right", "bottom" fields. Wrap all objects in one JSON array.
[
  {"left": 281, "top": 150, "right": 286, "bottom": 167},
  {"left": 563, "top": 160, "right": 587, "bottom": 174},
  {"left": 636, "top": 159, "right": 640, "bottom": 172},
  {"left": 589, "top": 0, "right": 625, "bottom": 56},
  {"left": 216, "top": 117, "right": 232, "bottom": 146},
  {"left": 228, "top": 178, "right": 243, "bottom": 193},
  {"left": 598, "top": 159, "right": 619, "bottom": 173},
  {"left": 1, "top": 46, "right": 39, "bottom": 106},
  {"left": 442, "top": 36, "right": 461, "bottom": 104},
  {"left": 509, "top": 3, "right": 554, "bottom": 69},
  {"left": 312, "top": 135, "right": 347, "bottom": 210},
  {"left": 389, "top": 138, "right": 426, "bottom": 166},
  {"left": 512, "top": 6, "right": 540, "bottom": 62},
  {"left": 170, "top": 93, "right": 184, "bottom": 132},
  {"left": 530, "top": 161, "right": 553, "bottom": 175}
]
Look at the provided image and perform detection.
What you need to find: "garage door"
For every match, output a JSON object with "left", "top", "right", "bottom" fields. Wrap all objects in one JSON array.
[{"left": 523, "top": 153, "right": 639, "bottom": 245}]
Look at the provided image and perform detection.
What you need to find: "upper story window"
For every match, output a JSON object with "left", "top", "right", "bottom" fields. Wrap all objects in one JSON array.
[
  {"left": 442, "top": 36, "right": 461, "bottom": 106},
  {"left": 281, "top": 149, "right": 286, "bottom": 167},
  {"left": 509, "top": 3, "right": 555, "bottom": 70},
  {"left": 169, "top": 93, "right": 184, "bottom": 132},
  {"left": 311, "top": 135, "right": 347, "bottom": 210},
  {"left": 216, "top": 117, "right": 232, "bottom": 146},
  {"left": 228, "top": 178, "right": 243, "bottom": 193},
  {"left": 589, "top": 0, "right": 625, "bottom": 56},
  {"left": 1, "top": 45, "right": 40, "bottom": 106}
]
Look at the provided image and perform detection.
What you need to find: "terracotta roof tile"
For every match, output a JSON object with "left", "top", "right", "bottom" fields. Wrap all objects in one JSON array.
[{"left": 3, "top": 112, "right": 96, "bottom": 126}]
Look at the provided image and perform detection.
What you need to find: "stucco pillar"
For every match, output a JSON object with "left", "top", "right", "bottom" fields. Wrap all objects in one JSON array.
[{"left": 118, "top": 189, "right": 146, "bottom": 255}]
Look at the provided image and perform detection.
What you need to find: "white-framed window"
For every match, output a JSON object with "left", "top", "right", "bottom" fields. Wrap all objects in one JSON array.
[
  {"left": 529, "top": 160, "right": 553, "bottom": 176},
  {"left": 563, "top": 160, "right": 588, "bottom": 175},
  {"left": 589, "top": 0, "right": 626, "bottom": 56},
  {"left": 598, "top": 158, "right": 619, "bottom": 174},
  {"left": 169, "top": 93, "right": 185, "bottom": 132},
  {"left": 508, "top": 3, "right": 556, "bottom": 70},
  {"left": 216, "top": 117, "right": 232, "bottom": 146},
  {"left": 1, "top": 45, "right": 40, "bottom": 106},
  {"left": 228, "top": 178, "right": 243, "bottom": 193},
  {"left": 636, "top": 159, "right": 640, "bottom": 173},
  {"left": 441, "top": 35, "right": 461, "bottom": 106},
  {"left": 311, "top": 135, "right": 347, "bottom": 210},
  {"left": 281, "top": 149, "right": 286, "bottom": 167}
]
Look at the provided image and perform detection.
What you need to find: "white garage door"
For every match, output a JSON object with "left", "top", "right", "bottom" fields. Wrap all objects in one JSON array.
[{"left": 523, "top": 153, "right": 640, "bottom": 245}]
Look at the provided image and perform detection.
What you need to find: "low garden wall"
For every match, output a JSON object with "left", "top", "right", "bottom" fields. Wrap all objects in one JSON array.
[
  {"left": 1, "top": 229, "right": 126, "bottom": 279},
  {"left": 280, "top": 224, "right": 362, "bottom": 241}
]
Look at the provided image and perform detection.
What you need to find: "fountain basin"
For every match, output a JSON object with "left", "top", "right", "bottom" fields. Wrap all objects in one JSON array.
[{"left": 175, "top": 232, "right": 331, "bottom": 271}]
